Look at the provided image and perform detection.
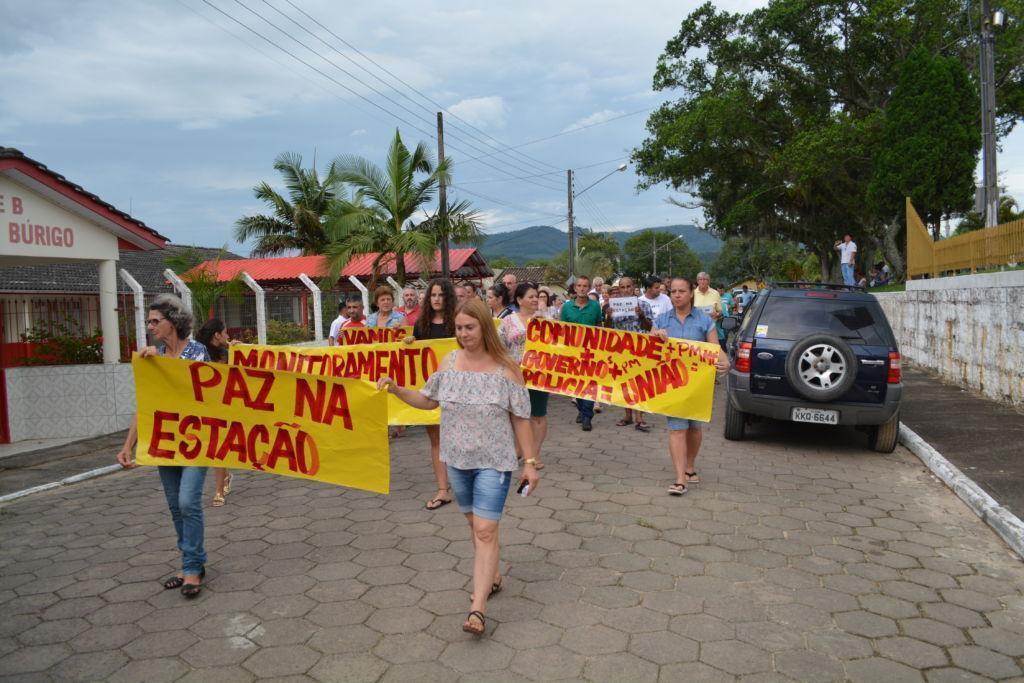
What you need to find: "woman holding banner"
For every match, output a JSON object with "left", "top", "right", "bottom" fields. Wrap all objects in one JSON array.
[
  {"left": 367, "top": 286, "right": 407, "bottom": 328},
  {"left": 380, "top": 298, "right": 540, "bottom": 635},
  {"left": 195, "top": 318, "right": 241, "bottom": 507},
  {"left": 404, "top": 278, "right": 457, "bottom": 510},
  {"left": 499, "top": 282, "right": 549, "bottom": 469},
  {"left": 115, "top": 294, "right": 210, "bottom": 599}
]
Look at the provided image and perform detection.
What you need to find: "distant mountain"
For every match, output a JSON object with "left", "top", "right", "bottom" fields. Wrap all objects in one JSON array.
[{"left": 471, "top": 223, "right": 722, "bottom": 267}]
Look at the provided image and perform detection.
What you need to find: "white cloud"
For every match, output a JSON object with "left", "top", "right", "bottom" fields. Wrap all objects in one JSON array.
[
  {"left": 448, "top": 96, "right": 507, "bottom": 129},
  {"left": 350, "top": 129, "right": 368, "bottom": 137},
  {"left": 562, "top": 110, "right": 624, "bottom": 133}
]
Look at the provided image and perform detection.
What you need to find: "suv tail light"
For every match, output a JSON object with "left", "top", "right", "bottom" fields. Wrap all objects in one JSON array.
[
  {"left": 736, "top": 342, "right": 753, "bottom": 373},
  {"left": 887, "top": 351, "right": 902, "bottom": 384}
]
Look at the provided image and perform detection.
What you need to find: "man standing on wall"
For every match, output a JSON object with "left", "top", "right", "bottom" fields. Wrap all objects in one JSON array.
[
  {"left": 834, "top": 233, "right": 858, "bottom": 286},
  {"left": 560, "top": 275, "right": 603, "bottom": 432}
]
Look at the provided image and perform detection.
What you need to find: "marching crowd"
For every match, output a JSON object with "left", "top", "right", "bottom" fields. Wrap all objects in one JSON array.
[{"left": 115, "top": 268, "right": 733, "bottom": 635}]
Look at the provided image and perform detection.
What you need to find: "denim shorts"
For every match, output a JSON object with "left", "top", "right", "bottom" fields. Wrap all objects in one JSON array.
[
  {"left": 667, "top": 416, "right": 706, "bottom": 432},
  {"left": 447, "top": 467, "right": 512, "bottom": 521}
]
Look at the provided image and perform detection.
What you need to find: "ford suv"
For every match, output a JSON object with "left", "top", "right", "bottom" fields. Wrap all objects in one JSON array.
[{"left": 722, "top": 283, "right": 902, "bottom": 452}]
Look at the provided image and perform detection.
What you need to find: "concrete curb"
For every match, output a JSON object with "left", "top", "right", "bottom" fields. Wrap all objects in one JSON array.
[
  {"left": 0, "top": 464, "right": 124, "bottom": 505},
  {"left": 900, "top": 424, "right": 1024, "bottom": 561}
]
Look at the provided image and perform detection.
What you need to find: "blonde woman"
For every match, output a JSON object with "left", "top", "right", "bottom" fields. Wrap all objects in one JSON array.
[{"left": 380, "top": 298, "right": 540, "bottom": 636}]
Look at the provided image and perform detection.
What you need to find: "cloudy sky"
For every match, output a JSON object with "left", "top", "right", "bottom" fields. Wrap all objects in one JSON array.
[{"left": 2, "top": 0, "right": 1020, "bottom": 254}]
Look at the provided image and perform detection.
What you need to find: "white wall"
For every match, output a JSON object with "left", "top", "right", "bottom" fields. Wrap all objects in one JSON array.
[
  {"left": 876, "top": 271, "right": 1024, "bottom": 408},
  {"left": 4, "top": 364, "right": 135, "bottom": 442}
]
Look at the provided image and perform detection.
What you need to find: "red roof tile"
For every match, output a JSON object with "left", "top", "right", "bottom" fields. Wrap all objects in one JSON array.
[{"left": 192, "top": 248, "right": 487, "bottom": 283}]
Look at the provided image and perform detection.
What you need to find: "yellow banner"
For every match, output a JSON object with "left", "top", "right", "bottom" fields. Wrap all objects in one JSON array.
[
  {"left": 228, "top": 339, "right": 458, "bottom": 425},
  {"left": 522, "top": 318, "right": 719, "bottom": 421},
  {"left": 337, "top": 326, "right": 412, "bottom": 346},
  {"left": 133, "top": 355, "right": 390, "bottom": 494}
]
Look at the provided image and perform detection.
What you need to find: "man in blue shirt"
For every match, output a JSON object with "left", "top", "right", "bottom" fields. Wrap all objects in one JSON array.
[
  {"left": 561, "top": 275, "right": 603, "bottom": 431},
  {"left": 652, "top": 276, "right": 730, "bottom": 496}
]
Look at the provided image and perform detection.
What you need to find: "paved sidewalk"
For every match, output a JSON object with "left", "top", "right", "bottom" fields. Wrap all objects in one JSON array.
[
  {"left": 0, "top": 432, "right": 126, "bottom": 497},
  {"left": 901, "top": 364, "right": 1024, "bottom": 519},
  {"left": 1, "top": 391, "right": 1023, "bottom": 681}
]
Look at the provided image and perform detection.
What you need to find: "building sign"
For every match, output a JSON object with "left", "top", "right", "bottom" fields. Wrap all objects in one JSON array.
[{"left": 0, "top": 178, "right": 117, "bottom": 261}]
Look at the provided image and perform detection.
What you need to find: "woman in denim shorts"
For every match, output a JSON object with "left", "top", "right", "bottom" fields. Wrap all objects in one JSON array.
[{"left": 380, "top": 298, "right": 540, "bottom": 636}]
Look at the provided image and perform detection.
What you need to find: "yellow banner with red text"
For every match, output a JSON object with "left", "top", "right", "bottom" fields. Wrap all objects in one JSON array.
[{"left": 133, "top": 355, "right": 390, "bottom": 494}]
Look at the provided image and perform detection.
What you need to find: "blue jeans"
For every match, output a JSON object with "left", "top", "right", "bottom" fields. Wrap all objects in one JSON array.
[
  {"left": 157, "top": 466, "right": 208, "bottom": 575},
  {"left": 447, "top": 467, "right": 512, "bottom": 521},
  {"left": 841, "top": 263, "right": 855, "bottom": 286},
  {"left": 576, "top": 398, "right": 594, "bottom": 420},
  {"left": 667, "top": 417, "right": 707, "bottom": 431}
]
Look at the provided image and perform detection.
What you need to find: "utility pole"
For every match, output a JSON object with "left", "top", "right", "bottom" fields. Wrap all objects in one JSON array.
[
  {"left": 652, "top": 231, "right": 657, "bottom": 276},
  {"left": 567, "top": 169, "right": 575, "bottom": 279},
  {"left": 980, "top": 0, "right": 999, "bottom": 227},
  {"left": 437, "top": 112, "right": 450, "bottom": 278}
]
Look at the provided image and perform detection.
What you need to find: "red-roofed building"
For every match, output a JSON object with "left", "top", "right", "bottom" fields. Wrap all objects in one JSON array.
[{"left": 190, "top": 248, "right": 492, "bottom": 334}]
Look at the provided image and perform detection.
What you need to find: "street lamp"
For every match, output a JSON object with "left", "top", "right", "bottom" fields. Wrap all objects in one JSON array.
[
  {"left": 568, "top": 163, "right": 628, "bottom": 279},
  {"left": 979, "top": 0, "right": 1007, "bottom": 227},
  {"left": 652, "top": 233, "right": 684, "bottom": 276}
]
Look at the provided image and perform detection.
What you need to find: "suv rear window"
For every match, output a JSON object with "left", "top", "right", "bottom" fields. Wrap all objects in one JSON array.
[{"left": 756, "top": 297, "right": 888, "bottom": 345}]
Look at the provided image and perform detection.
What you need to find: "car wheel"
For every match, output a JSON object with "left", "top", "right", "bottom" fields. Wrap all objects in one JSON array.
[
  {"left": 785, "top": 334, "right": 858, "bottom": 403},
  {"left": 870, "top": 411, "right": 899, "bottom": 453},
  {"left": 724, "top": 397, "right": 746, "bottom": 441}
]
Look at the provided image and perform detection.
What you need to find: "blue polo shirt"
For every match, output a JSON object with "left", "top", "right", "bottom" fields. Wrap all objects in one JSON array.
[{"left": 653, "top": 306, "right": 714, "bottom": 343}]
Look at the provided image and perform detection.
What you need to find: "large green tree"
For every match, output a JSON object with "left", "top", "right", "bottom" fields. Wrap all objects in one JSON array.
[
  {"left": 621, "top": 230, "right": 702, "bottom": 279},
  {"left": 711, "top": 238, "right": 809, "bottom": 284},
  {"left": 634, "top": 0, "right": 1024, "bottom": 281},
  {"left": 235, "top": 152, "right": 350, "bottom": 256},
  {"left": 323, "top": 129, "right": 451, "bottom": 287},
  {"left": 868, "top": 46, "right": 980, "bottom": 239}
]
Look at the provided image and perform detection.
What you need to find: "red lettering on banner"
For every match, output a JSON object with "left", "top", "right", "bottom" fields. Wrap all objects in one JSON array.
[
  {"left": 246, "top": 424, "right": 270, "bottom": 467},
  {"left": 294, "top": 378, "right": 325, "bottom": 421},
  {"left": 266, "top": 429, "right": 299, "bottom": 472},
  {"left": 296, "top": 431, "right": 320, "bottom": 476},
  {"left": 216, "top": 422, "right": 248, "bottom": 462},
  {"left": 200, "top": 416, "right": 228, "bottom": 458},
  {"left": 178, "top": 415, "right": 203, "bottom": 459},
  {"left": 323, "top": 384, "right": 353, "bottom": 429},
  {"left": 148, "top": 411, "right": 178, "bottom": 458},
  {"left": 190, "top": 362, "right": 222, "bottom": 401},
  {"left": 221, "top": 367, "right": 275, "bottom": 411}
]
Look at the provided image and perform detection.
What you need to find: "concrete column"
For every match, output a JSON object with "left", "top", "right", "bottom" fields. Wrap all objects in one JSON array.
[{"left": 98, "top": 259, "right": 120, "bottom": 364}]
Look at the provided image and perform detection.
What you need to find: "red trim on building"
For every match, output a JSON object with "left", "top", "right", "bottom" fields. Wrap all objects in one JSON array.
[{"left": 0, "top": 156, "right": 168, "bottom": 249}]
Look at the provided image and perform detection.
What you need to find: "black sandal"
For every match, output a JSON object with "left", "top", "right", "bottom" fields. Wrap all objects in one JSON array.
[
  {"left": 162, "top": 576, "right": 184, "bottom": 590},
  {"left": 462, "top": 610, "right": 486, "bottom": 635},
  {"left": 686, "top": 471, "right": 700, "bottom": 484},
  {"left": 181, "top": 583, "right": 202, "bottom": 599},
  {"left": 635, "top": 422, "right": 650, "bottom": 432}
]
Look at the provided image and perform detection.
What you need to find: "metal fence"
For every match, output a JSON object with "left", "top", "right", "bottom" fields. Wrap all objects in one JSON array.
[{"left": 908, "top": 199, "right": 1024, "bottom": 278}]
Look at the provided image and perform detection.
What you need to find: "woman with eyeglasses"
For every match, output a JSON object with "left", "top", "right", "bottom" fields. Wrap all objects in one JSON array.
[{"left": 115, "top": 294, "right": 211, "bottom": 599}]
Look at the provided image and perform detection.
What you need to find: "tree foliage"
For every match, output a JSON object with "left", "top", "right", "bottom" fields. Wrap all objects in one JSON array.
[
  {"left": 621, "top": 230, "right": 702, "bottom": 279},
  {"left": 868, "top": 46, "right": 980, "bottom": 239},
  {"left": 234, "top": 152, "right": 350, "bottom": 257},
  {"left": 489, "top": 256, "right": 517, "bottom": 269},
  {"left": 633, "top": 0, "right": 1024, "bottom": 282},
  {"left": 164, "top": 247, "right": 245, "bottom": 321},
  {"left": 711, "top": 238, "right": 810, "bottom": 284},
  {"left": 322, "top": 129, "right": 450, "bottom": 287}
]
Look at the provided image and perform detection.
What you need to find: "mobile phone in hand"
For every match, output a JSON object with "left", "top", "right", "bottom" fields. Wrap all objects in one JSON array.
[{"left": 517, "top": 479, "right": 530, "bottom": 497}]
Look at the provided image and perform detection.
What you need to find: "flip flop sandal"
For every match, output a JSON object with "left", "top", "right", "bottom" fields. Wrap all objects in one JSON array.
[
  {"left": 686, "top": 471, "right": 700, "bottom": 484},
  {"left": 425, "top": 497, "right": 452, "bottom": 511},
  {"left": 211, "top": 493, "right": 225, "bottom": 507},
  {"left": 222, "top": 474, "right": 232, "bottom": 495},
  {"left": 667, "top": 483, "right": 688, "bottom": 496},
  {"left": 615, "top": 419, "right": 634, "bottom": 427},
  {"left": 634, "top": 422, "right": 650, "bottom": 432},
  {"left": 462, "top": 610, "right": 486, "bottom": 635}
]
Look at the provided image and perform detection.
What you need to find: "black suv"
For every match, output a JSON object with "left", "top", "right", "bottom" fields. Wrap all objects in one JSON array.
[{"left": 722, "top": 283, "right": 902, "bottom": 452}]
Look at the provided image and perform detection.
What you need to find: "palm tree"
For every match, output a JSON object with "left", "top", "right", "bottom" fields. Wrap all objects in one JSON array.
[
  {"left": 164, "top": 247, "right": 245, "bottom": 321},
  {"left": 234, "top": 152, "right": 348, "bottom": 256},
  {"left": 323, "top": 130, "right": 450, "bottom": 287},
  {"left": 414, "top": 197, "right": 487, "bottom": 277}
]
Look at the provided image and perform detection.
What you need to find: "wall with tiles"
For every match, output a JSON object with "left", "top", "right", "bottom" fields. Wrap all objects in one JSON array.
[{"left": 4, "top": 364, "right": 135, "bottom": 442}]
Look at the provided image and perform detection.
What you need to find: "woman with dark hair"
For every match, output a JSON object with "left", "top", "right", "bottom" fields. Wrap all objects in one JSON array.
[
  {"left": 115, "top": 294, "right": 210, "bottom": 598},
  {"left": 367, "top": 285, "right": 406, "bottom": 328},
  {"left": 499, "top": 282, "right": 549, "bottom": 468},
  {"left": 485, "top": 286, "right": 505, "bottom": 318},
  {"left": 404, "top": 278, "right": 457, "bottom": 509},
  {"left": 196, "top": 318, "right": 236, "bottom": 506},
  {"left": 380, "top": 298, "right": 540, "bottom": 636}
]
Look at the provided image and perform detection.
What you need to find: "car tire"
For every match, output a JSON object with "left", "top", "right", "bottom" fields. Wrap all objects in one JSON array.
[
  {"left": 724, "top": 397, "right": 746, "bottom": 441},
  {"left": 870, "top": 412, "right": 899, "bottom": 453},
  {"left": 785, "top": 334, "right": 858, "bottom": 403}
]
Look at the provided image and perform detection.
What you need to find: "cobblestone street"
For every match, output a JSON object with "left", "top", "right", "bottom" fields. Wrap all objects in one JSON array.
[{"left": 2, "top": 391, "right": 1023, "bottom": 682}]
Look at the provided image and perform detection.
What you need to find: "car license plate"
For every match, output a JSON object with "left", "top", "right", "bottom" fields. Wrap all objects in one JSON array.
[{"left": 791, "top": 407, "right": 839, "bottom": 425}]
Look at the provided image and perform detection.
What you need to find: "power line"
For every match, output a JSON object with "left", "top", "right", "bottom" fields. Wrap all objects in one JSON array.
[
  {"left": 277, "top": 0, "right": 564, "bottom": 174},
  {"left": 456, "top": 156, "right": 629, "bottom": 185},
  {"left": 203, "top": 0, "right": 563, "bottom": 194},
  {"left": 231, "top": 0, "right": 561, "bottom": 187}
]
